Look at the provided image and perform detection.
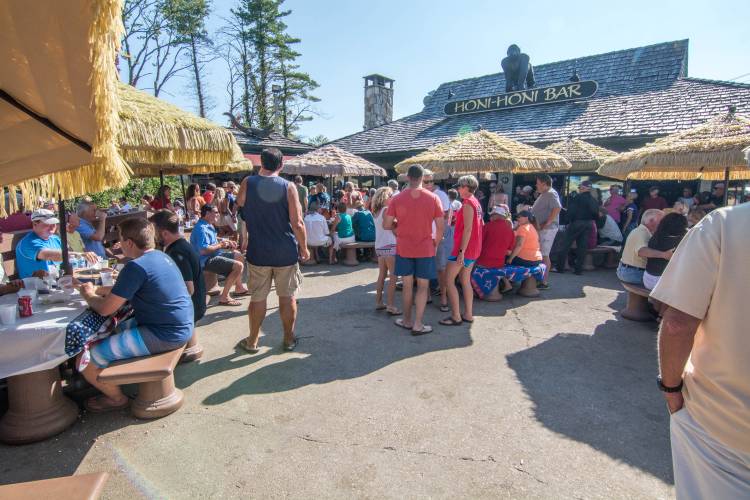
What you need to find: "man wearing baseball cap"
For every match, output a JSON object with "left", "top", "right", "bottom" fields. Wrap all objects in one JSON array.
[
  {"left": 555, "top": 180, "right": 600, "bottom": 275},
  {"left": 15, "top": 209, "right": 63, "bottom": 278}
]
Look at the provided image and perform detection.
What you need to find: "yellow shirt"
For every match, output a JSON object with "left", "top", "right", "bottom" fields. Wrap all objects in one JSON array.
[
  {"left": 651, "top": 204, "right": 750, "bottom": 453},
  {"left": 67, "top": 231, "right": 85, "bottom": 253},
  {"left": 620, "top": 224, "right": 650, "bottom": 268}
]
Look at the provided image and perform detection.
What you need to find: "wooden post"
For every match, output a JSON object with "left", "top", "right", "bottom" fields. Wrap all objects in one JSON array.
[
  {"left": 723, "top": 168, "right": 730, "bottom": 206},
  {"left": 58, "top": 197, "right": 71, "bottom": 275}
]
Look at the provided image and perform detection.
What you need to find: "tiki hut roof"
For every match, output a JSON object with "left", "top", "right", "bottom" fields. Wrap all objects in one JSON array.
[
  {"left": 282, "top": 145, "right": 387, "bottom": 177},
  {"left": 598, "top": 110, "right": 750, "bottom": 180},
  {"left": 117, "top": 83, "right": 251, "bottom": 176},
  {"left": 394, "top": 130, "right": 571, "bottom": 174},
  {"left": 544, "top": 138, "right": 617, "bottom": 172}
]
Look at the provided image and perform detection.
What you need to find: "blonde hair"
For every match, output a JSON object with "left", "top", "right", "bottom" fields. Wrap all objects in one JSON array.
[
  {"left": 457, "top": 175, "right": 479, "bottom": 193},
  {"left": 214, "top": 187, "right": 226, "bottom": 201},
  {"left": 370, "top": 187, "right": 394, "bottom": 216}
]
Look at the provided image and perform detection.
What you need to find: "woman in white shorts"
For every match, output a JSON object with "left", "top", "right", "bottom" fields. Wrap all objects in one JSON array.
[{"left": 372, "top": 187, "right": 400, "bottom": 316}]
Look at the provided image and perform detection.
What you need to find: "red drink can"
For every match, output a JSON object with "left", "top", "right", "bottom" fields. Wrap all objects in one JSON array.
[{"left": 18, "top": 296, "right": 33, "bottom": 317}]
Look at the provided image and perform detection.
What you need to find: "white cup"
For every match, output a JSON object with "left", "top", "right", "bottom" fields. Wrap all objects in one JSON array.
[
  {"left": 100, "top": 271, "right": 114, "bottom": 287},
  {"left": 58, "top": 276, "right": 75, "bottom": 294},
  {"left": 0, "top": 304, "right": 17, "bottom": 325},
  {"left": 22, "top": 277, "right": 37, "bottom": 290}
]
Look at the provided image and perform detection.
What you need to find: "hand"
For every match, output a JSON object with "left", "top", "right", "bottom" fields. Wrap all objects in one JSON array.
[
  {"left": 96, "top": 210, "right": 107, "bottom": 220},
  {"left": 663, "top": 248, "right": 675, "bottom": 260},
  {"left": 82, "top": 252, "right": 99, "bottom": 264},
  {"left": 32, "top": 270, "right": 48, "bottom": 278},
  {"left": 9, "top": 279, "right": 23, "bottom": 289},
  {"left": 78, "top": 282, "right": 95, "bottom": 298},
  {"left": 663, "top": 391, "right": 684, "bottom": 414},
  {"left": 299, "top": 246, "right": 311, "bottom": 262},
  {"left": 456, "top": 251, "right": 465, "bottom": 267}
]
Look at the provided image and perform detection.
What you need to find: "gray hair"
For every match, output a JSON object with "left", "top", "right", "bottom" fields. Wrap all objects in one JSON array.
[
  {"left": 641, "top": 209, "right": 664, "bottom": 226},
  {"left": 457, "top": 175, "right": 479, "bottom": 193},
  {"left": 76, "top": 200, "right": 95, "bottom": 216},
  {"left": 387, "top": 179, "right": 399, "bottom": 190}
]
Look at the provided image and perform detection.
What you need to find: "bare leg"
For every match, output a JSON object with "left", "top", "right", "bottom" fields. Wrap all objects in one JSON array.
[
  {"left": 400, "top": 275, "right": 415, "bottom": 328},
  {"left": 375, "top": 257, "right": 387, "bottom": 307},
  {"left": 413, "top": 278, "right": 430, "bottom": 330},
  {"left": 445, "top": 261, "right": 462, "bottom": 322},
  {"left": 246, "top": 299, "right": 267, "bottom": 348},
  {"left": 385, "top": 256, "right": 397, "bottom": 310},
  {"left": 220, "top": 262, "right": 243, "bottom": 302},
  {"left": 232, "top": 252, "right": 249, "bottom": 293},
  {"left": 80, "top": 362, "right": 127, "bottom": 404},
  {"left": 278, "top": 296, "right": 297, "bottom": 345},
  {"left": 460, "top": 266, "right": 474, "bottom": 321},
  {"left": 542, "top": 255, "right": 551, "bottom": 283},
  {"left": 437, "top": 267, "right": 448, "bottom": 307}
]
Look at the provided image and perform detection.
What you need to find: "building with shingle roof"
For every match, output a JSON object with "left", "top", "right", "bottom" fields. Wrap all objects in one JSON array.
[{"left": 332, "top": 40, "right": 750, "bottom": 176}]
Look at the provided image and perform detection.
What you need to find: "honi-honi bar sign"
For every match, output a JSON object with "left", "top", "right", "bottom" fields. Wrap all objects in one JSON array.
[{"left": 444, "top": 80, "right": 598, "bottom": 116}]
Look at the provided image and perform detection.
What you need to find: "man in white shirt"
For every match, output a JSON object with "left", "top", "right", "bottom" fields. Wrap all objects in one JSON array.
[
  {"left": 597, "top": 207, "right": 623, "bottom": 246},
  {"left": 303, "top": 202, "right": 331, "bottom": 263},
  {"left": 652, "top": 203, "right": 750, "bottom": 499}
]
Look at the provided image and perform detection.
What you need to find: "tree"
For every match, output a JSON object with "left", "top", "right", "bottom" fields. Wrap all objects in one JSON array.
[
  {"left": 162, "top": 0, "right": 214, "bottom": 117},
  {"left": 307, "top": 135, "right": 329, "bottom": 147},
  {"left": 275, "top": 35, "right": 320, "bottom": 137},
  {"left": 120, "top": 0, "right": 192, "bottom": 97}
]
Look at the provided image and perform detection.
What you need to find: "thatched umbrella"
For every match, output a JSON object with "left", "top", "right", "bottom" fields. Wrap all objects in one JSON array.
[
  {"left": 117, "top": 83, "right": 251, "bottom": 177},
  {"left": 544, "top": 138, "right": 617, "bottom": 172},
  {"left": 0, "top": 0, "right": 129, "bottom": 214},
  {"left": 282, "top": 145, "right": 387, "bottom": 177},
  {"left": 394, "top": 130, "right": 571, "bottom": 175},
  {"left": 597, "top": 109, "right": 750, "bottom": 188}
]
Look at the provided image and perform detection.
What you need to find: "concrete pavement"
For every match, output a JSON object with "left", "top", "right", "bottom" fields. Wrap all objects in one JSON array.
[{"left": 0, "top": 264, "right": 673, "bottom": 498}]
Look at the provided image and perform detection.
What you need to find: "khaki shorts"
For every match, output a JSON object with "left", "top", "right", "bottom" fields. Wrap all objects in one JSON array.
[
  {"left": 247, "top": 263, "right": 302, "bottom": 300},
  {"left": 538, "top": 227, "right": 558, "bottom": 257}
]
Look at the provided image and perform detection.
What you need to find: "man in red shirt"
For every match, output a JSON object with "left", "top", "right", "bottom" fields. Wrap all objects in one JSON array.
[
  {"left": 641, "top": 186, "right": 668, "bottom": 211},
  {"left": 384, "top": 165, "right": 444, "bottom": 335}
]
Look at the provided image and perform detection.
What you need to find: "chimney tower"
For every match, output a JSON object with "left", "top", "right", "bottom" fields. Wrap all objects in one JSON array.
[{"left": 363, "top": 74, "right": 394, "bottom": 130}]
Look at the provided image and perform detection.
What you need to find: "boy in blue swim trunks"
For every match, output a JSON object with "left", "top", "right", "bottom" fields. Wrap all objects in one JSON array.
[{"left": 77, "top": 218, "right": 193, "bottom": 413}]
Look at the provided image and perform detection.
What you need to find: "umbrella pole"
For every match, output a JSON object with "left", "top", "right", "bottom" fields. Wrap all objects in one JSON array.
[
  {"left": 179, "top": 175, "right": 187, "bottom": 206},
  {"left": 160, "top": 170, "right": 165, "bottom": 188},
  {"left": 723, "top": 167, "right": 729, "bottom": 206},
  {"left": 58, "top": 197, "right": 71, "bottom": 275}
]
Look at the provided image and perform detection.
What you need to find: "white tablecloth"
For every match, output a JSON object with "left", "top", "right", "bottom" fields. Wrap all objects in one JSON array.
[{"left": 0, "top": 292, "right": 88, "bottom": 379}]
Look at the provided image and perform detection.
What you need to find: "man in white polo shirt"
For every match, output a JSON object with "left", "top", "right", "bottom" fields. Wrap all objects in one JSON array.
[{"left": 652, "top": 203, "right": 750, "bottom": 499}]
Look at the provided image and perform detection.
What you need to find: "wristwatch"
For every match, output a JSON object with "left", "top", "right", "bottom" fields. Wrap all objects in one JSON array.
[{"left": 657, "top": 376, "right": 683, "bottom": 393}]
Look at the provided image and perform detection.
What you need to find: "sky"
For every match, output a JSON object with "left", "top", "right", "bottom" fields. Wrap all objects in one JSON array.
[{"left": 152, "top": 0, "right": 750, "bottom": 143}]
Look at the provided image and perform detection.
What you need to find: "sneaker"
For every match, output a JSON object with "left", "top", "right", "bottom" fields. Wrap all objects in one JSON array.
[{"left": 537, "top": 282, "right": 550, "bottom": 290}]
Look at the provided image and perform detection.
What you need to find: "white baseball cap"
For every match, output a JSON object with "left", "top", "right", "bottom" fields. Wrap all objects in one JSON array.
[
  {"left": 491, "top": 205, "right": 511, "bottom": 218},
  {"left": 30, "top": 208, "right": 59, "bottom": 224}
]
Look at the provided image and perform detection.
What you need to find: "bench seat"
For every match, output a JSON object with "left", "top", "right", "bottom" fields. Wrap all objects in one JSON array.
[
  {"left": 620, "top": 282, "right": 654, "bottom": 322},
  {"left": 98, "top": 346, "right": 185, "bottom": 419},
  {"left": 583, "top": 246, "right": 621, "bottom": 270},
  {"left": 0, "top": 472, "right": 109, "bottom": 500},
  {"left": 340, "top": 241, "right": 375, "bottom": 266}
]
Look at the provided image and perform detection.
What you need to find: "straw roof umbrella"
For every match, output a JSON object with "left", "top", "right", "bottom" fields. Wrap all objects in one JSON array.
[
  {"left": 394, "top": 130, "right": 571, "bottom": 175},
  {"left": 0, "top": 0, "right": 129, "bottom": 214},
  {"left": 282, "top": 145, "right": 387, "bottom": 177},
  {"left": 544, "top": 138, "right": 617, "bottom": 172},
  {"left": 597, "top": 109, "right": 750, "bottom": 183},
  {"left": 116, "top": 83, "right": 251, "bottom": 177}
]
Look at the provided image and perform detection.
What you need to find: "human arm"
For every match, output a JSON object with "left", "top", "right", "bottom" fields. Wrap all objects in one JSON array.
[
  {"left": 637, "top": 246, "right": 673, "bottom": 260},
  {"left": 507, "top": 233, "right": 525, "bottom": 262},
  {"left": 37, "top": 248, "right": 63, "bottom": 261},
  {"left": 236, "top": 177, "right": 248, "bottom": 208},
  {"left": 454, "top": 203, "right": 472, "bottom": 264},
  {"left": 92, "top": 212, "right": 107, "bottom": 241},
  {"left": 622, "top": 209, "right": 633, "bottom": 230},
  {"left": 542, "top": 207, "right": 561, "bottom": 230},
  {"left": 287, "top": 183, "right": 309, "bottom": 261},
  {"left": 79, "top": 282, "right": 127, "bottom": 317},
  {"left": 658, "top": 306, "right": 701, "bottom": 413}
]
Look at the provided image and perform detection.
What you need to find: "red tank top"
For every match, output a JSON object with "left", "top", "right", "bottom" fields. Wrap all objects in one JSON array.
[{"left": 452, "top": 196, "right": 483, "bottom": 260}]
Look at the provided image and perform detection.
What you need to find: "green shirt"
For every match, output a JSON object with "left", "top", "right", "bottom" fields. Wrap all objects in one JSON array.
[
  {"left": 336, "top": 213, "right": 354, "bottom": 238},
  {"left": 296, "top": 184, "right": 308, "bottom": 209}
]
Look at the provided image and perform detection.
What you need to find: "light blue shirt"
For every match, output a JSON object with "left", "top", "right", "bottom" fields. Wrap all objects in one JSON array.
[
  {"left": 189, "top": 218, "right": 218, "bottom": 267},
  {"left": 15, "top": 233, "right": 62, "bottom": 278},
  {"left": 76, "top": 219, "right": 106, "bottom": 258}
]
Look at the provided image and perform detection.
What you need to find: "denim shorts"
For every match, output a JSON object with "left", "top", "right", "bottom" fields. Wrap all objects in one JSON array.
[
  {"left": 435, "top": 225, "right": 454, "bottom": 271},
  {"left": 616, "top": 262, "right": 645, "bottom": 284},
  {"left": 447, "top": 255, "right": 476, "bottom": 268},
  {"left": 395, "top": 255, "right": 437, "bottom": 280}
]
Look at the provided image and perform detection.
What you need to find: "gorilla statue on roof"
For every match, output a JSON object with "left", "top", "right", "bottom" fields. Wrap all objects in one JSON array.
[{"left": 501, "top": 44, "right": 535, "bottom": 92}]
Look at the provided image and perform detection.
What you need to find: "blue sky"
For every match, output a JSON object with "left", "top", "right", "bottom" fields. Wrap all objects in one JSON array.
[{"left": 154, "top": 0, "right": 750, "bottom": 143}]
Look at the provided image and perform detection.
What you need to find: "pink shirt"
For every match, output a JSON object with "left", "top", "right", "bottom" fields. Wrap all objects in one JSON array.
[
  {"left": 388, "top": 188, "right": 443, "bottom": 258},
  {"left": 452, "top": 196, "right": 483, "bottom": 260},
  {"left": 604, "top": 194, "right": 627, "bottom": 223}
]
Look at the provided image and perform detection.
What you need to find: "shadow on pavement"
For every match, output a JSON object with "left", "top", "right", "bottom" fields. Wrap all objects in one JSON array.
[
  {"left": 195, "top": 282, "right": 473, "bottom": 404},
  {"left": 506, "top": 319, "right": 673, "bottom": 484}
]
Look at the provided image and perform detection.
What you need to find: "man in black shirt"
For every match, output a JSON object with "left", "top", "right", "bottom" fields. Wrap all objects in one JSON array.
[
  {"left": 556, "top": 181, "right": 600, "bottom": 275},
  {"left": 150, "top": 210, "right": 206, "bottom": 322}
]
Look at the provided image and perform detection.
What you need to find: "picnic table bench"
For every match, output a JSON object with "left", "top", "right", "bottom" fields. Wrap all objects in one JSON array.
[
  {"left": 340, "top": 241, "right": 375, "bottom": 266},
  {"left": 620, "top": 282, "right": 654, "bottom": 322},
  {"left": 582, "top": 246, "right": 620, "bottom": 271},
  {"left": 97, "top": 345, "right": 185, "bottom": 419},
  {"left": 0, "top": 472, "right": 109, "bottom": 500}
]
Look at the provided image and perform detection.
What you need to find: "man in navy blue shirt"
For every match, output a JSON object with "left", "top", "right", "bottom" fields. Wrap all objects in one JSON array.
[{"left": 77, "top": 218, "right": 193, "bottom": 413}]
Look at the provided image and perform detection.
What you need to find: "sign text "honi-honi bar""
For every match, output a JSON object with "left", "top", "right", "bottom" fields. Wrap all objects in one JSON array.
[{"left": 444, "top": 80, "right": 598, "bottom": 116}]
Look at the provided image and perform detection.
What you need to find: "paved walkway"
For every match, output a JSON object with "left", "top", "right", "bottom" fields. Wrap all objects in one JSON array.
[{"left": 1, "top": 265, "right": 673, "bottom": 498}]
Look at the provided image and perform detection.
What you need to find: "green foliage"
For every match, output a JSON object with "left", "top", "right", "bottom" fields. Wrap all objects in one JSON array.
[
  {"left": 75, "top": 176, "right": 186, "bottom": 208},
  {"left": 307, "top": 134, "right": 329, "bottom": 147}
]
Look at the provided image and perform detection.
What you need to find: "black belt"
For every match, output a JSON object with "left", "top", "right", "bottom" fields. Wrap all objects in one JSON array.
[{"left": 619, "top": 262, "right": 645, "bottom": 270}]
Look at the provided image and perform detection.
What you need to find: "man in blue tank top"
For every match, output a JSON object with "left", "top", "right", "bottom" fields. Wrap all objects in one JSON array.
[{"left": 237, "top": 148, "right": 309, "bottom": 353}]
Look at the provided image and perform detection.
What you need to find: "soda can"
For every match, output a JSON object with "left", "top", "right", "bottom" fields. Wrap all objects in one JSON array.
[{"left": 18, "top": 296, "right": 33, "bottom": 317}]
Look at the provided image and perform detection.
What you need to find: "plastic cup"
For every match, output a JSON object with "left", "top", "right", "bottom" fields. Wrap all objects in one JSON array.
[
  {"left": 22, "top": 277, "right": 37, "bottom": 290},
  {"left": 58, "top": 276, "right": 74, "bottom": 294},
  {"left": 100, "top": 271, "right": 114, "bottom": 287},
  {"left": 0, "top": 304, "right": 17, "bottom": 325}
]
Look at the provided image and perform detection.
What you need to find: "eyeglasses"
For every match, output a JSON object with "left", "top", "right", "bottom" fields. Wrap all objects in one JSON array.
[{"left": 424, "top": 180, "right": 434, "bottom": 184}]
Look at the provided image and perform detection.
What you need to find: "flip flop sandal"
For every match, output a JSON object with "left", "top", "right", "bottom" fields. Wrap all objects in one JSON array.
[
  {"left": 395, "top": 318, "right": 413, "bottom": 330},
  {"left": 238, "top": 339, "right": 260, "bottom": 354},
  {"left": 439, "top": 317, "right": 463, "bottom": 326},
  {"left": 283, "top": 337, "right": 298, "bottom": 352},
  {"left": 84, "top": 395, "right": 130, "bottom": 413},
  {"left": 375, "top": 304, "right": 387, "bottom": 311},
  {"left": 461, "top": 316, "right": 474, "bottom": 323},
  {"left": 219, "top": 298, "right": 243, "bottom": 306},
  {"left": 232, "top": 290, "right": 250, "bottom": 297},
  {"left": 387, "top": 308, "right": 402, "bottom": 316},
  {"left": 439, "top": 304, "right": 450, "bottom": 312},
  {"left": 207, "top": 288, "right": 222, "bottom": 296},
  {"left": 411, "top": 325, "right": 433, "bottom": 336}
]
